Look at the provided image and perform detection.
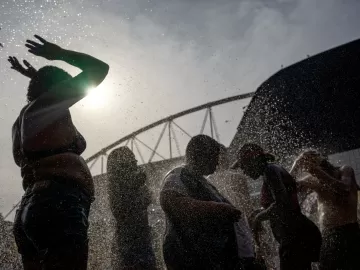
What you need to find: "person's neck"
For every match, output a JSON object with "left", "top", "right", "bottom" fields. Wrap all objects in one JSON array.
[{"left": 184, "top": 164, "right": 205, "bottom": 178}]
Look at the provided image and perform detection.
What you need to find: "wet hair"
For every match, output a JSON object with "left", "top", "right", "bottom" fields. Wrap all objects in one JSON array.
[
  {"left": 238, "top": 143, "right": 275, "bottom": 164},
  {"left": 107, "top": 146, "right": 136, "bottom": 172},
  {"left": 27, "top": 66, "right": 72, "bottom": 102},
  {"left": 300, "top": 149, "right": 338, "bottom": 175},
  {"left": 185, "top": 135, "right": 221, "bottom": 163}
]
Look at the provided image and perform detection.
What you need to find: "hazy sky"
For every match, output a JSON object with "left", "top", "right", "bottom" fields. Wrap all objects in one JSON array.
[{"left": 1, "top": 0, "right": 360, "bottom": 218}]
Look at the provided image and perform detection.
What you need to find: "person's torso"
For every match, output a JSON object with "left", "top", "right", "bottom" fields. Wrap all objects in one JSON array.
[
  {"left": 318, "top": 170, "right": 358, "bottom": 230},
  {"left": 162, "top": 167, "right": 252, "bottom": 263},
  {"left": 13, "top": 104, "right": 93, "bottom": 196},
  {"left": 261, "top": 164, "right": 302, "bottom": 242}
]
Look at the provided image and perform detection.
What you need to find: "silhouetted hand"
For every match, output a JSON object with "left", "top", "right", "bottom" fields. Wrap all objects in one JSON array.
[
  {"left": 25, "top": 35, "right": 63, "bottom": 60},
  {"left": 8, "top": 56, "right": 37, "bottom": 78}
]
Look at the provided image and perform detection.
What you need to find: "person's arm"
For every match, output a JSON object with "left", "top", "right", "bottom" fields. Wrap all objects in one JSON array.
[
  {"left": 309, "top": 165, "right": 353, "bottom": 195},
  {"left": 264, "top": 165, "right": 288, "bottom": 204},
  {"left": 25, "top": 35, "right": 109, "bottom": 110},
  {"left": 160, "top": 190, "right": 242, "bottom": 224},
  {"left": 254, "top": 203, "right": 276, "bottom": 223},
  {"left": 22, "top": 35, "right": 109, "bottom": 143},
  {"left": 8, "top": 56, "right": 37, "bottom": 78},
  {"left": 251, "top": 165, "right": 289, "bottom": 228},
  {"left": 297, "top": 175, "right": 322, "bottom": 193},
  {"left": 290, "top": 157, "right": 301, "bottom": 177}
]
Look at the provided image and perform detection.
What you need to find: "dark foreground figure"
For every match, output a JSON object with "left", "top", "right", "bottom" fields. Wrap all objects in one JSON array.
[
  {"left": 293, "top": 150, "right": 360, "bottom": 270},
  {"left": 232, "top": 143, "right": 321, "bottom": 270},
  {"left": 161, "top": 135, "right": 264, "bottom": 270},
  {"left": 10, "top": 35, "right": 109, "bottom": 270},
  {"left": 107, "top": 147, "right": 157, "bottom": 270}
]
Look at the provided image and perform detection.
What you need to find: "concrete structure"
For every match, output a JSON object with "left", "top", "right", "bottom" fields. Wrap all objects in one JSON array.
[
  {"left": 229, "top": 38, "right": 360, "bottom": 196},
  {"left": 229, "top": 38, "right": 360, "bottom": 161}
]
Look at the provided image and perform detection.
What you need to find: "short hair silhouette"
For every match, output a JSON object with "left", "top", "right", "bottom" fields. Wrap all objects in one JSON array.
[
  {"left": 185, "top": 135, "right": 220, "bottom": 163},
  {"left": 27, "top": 66, "right": 72, "bottom": 102}
]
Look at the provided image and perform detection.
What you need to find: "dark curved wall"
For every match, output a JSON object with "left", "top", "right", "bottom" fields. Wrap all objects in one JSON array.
[{"left": 230, "top": 38, "right": 360, "bottom": 160}]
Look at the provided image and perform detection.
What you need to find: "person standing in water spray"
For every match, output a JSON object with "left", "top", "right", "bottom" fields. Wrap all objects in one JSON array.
[
  {"left": 231, "top": 143, "right": 321, "bottom": 270},
  {"left": 292, "top": 150, "right": 360, "bottom": 270},
  {"left": 161, "top": 135, "right": 262, "bottom": 270},
  {"left": 9, "top": 35, "right": 109, "bottom": 270},
  {"left": 107, "top": 146, "right": 157, "bottom": 270}
]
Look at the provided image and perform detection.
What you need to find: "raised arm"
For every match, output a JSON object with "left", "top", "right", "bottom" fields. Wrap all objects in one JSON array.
[
  {"left": 309, "top": 165, "right": 353, "bottom": 195},
  {"left": 25, "top": 35, "right": 109, "bottom": 106},
  {"left": 19, "top": 36, "right": 109, "bottom": 145}
]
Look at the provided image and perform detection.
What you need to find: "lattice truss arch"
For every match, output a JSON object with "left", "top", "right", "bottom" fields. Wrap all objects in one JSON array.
[{"left": 86, "top": 93, "right": 254, "bottom": 174}]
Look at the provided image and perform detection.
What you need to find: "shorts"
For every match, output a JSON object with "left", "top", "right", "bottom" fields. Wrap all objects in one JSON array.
[
  {"left": 278, "top": 214, "right": 321, "bottom": 270},
  {"left": 319, "top": 223, "right": 360, "bottom": 270},
  {"left": 13, "top": 179, "right": 91, "bottom": 270}
]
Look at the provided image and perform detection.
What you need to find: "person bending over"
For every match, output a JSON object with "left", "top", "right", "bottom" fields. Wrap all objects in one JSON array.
[
  {"left": 161, "top": 135, "right": 259, "bottom": 270},
  {"left": 231, "top": 143, "right": 321, "bottom": 270}
]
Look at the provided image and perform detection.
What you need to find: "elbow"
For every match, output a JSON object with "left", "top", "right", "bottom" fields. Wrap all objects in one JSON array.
[
  {"left": 89, "top": 64, "right": 109, "bottom": 87},
  {"left": 101, "top": 62, "right": 110, "bottom": 76},
  {"left": 97, "top": 62, "right": 109, "bottom": 80}
]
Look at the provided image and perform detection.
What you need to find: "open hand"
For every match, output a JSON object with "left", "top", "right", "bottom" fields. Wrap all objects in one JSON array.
[
  {"left": 8, "top": 56, "right": 37, "bottom": 78},
  {"left": 25, "top": 35, "right": 63, "bottom": 60}
]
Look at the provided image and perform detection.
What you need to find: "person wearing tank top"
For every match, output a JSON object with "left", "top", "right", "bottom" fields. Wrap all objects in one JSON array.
[
  {"left": 231, "top": 143, "right": 322, "bottom": 270},
  {"left": 9, "top": 35, "right": 109, "bottom": 270},
  {"left": 292, "top": 150, "right": 360, "bottom": 270}
]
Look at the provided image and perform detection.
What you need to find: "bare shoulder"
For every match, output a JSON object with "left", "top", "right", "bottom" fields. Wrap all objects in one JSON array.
[
  {"left": 340, "top": 165, "right": 355, "bottom": 174},
  {"left": 300, "top": 174, "right": 317, "bottom": 181}
]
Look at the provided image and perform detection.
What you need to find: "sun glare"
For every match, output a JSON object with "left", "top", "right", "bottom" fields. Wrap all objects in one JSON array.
[{"left": 84, "top": 86, "right": 107, "bottom": 109}]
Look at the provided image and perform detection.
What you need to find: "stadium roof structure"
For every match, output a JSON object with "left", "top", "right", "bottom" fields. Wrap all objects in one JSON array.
[
  {"left": 85, "top": 93, "right": 254, "bottom": 174},
  {"left": 229, "top": 38, "right": 360, "bottom": 159}
]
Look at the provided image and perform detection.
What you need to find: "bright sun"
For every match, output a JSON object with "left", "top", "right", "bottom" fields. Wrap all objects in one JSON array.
[{"left": 84, "top": 86, "right": 107, "bottom": 109}]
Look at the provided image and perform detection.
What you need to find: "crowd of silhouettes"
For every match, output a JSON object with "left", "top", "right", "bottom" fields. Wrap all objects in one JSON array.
[{"left": 7, "top": 35, "right": 360, "bottom": 270}]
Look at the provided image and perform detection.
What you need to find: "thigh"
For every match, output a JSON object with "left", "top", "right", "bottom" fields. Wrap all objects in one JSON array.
[
  {"left": 280, "top": 245, "right": 312, "bottom": 270},
  {"left": 319, "top": 232, "right": 345, "bottom": 270},
  {"left": 23, "top": 188, "right": 90, "bottom": 270},
  {"left": 42, "top": 239, "right": 89, "bottom": 270},
  {"left": 13, "top": 202, "right": 41, "bottom": 270},
  {"left": 344, "top": 227, "right": 360, "bottom": 270}
]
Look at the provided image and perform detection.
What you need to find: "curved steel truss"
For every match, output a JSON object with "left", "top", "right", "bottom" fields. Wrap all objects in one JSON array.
[{"left": 86, "top": 92, "right": 254, "bottom": 174}]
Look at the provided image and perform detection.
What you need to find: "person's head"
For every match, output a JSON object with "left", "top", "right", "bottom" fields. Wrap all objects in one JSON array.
[
  {"left": 231, "top": 143, "right": 275, "bottom": 180},
  {"left": 107, "top": 146, "right": 138, "bottom": 174},
  {"left": 297, "top": 149, "right": 336, "bottom": 174},
  {"left": 27, "top": 66, "right": 72, "bottom": 102},
  {"left": 185, "top": 135, "right": 221, "bottom": 176}
]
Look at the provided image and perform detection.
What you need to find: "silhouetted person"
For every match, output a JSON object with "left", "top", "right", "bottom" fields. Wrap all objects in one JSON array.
[
  {"left": 209, "top": 145, "right": 264, "bottom": 269},
  {"left": 161, "top": 135, "right": 260, "bottom": 270},
  {"left": 107, "top": 147, "right": 156, "bottom": 270},
  {"left": 211, "top": 145, "right": 254, "bottom": 218},
  {"left": 232, "top": 143, "right": 321, "bottom": 270},
  {"left": 292, "top": 150, "right": 360, "bottom": 270},
  {"left": 10, "top": 35, "right": 109, "bottom": 270}
]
